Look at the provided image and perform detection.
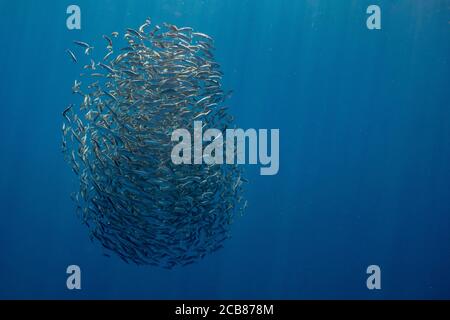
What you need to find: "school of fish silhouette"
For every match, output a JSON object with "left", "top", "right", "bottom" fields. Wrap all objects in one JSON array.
[{"left": 62, "top": 19, "right": 245, "bottom": 268}]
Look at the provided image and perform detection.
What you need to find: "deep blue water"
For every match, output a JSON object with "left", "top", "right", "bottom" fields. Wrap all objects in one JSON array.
[{"left": 0, "top": 0, "right": 449, "bottom": 299}]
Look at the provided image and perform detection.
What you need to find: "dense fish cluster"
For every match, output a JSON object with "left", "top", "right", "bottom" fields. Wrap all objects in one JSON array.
[{"left": 62, "top": 19, "right": 245, "bottom": 268}]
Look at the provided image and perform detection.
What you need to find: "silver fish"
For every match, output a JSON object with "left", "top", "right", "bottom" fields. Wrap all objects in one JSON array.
[
  {"left": 66, "top": 49, "right": 77, "bottom": 63},
  {"left": 74, "top": 40, "right": 94, "bottom": 55},
  {"left": 62, "top": 19, "right": 246, "bottom": 269}
]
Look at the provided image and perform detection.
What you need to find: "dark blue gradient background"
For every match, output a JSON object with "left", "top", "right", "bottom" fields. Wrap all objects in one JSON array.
[{"left": 0, "top": 0, "right": 449, "bottom": 299}]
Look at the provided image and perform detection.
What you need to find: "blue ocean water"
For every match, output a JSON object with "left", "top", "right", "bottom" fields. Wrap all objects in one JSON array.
[{"left": 0, "top": 0, "right": 449, "bottom": 299}]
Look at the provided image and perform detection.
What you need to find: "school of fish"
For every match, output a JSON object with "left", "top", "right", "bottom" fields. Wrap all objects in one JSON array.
[{"left": 62, "top": 19, "right": 246, "bottom": 268}]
